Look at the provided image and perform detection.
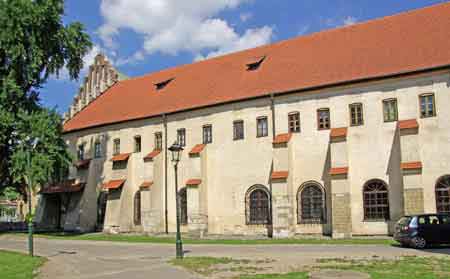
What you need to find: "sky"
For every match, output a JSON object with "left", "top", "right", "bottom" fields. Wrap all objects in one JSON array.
[{"left": 40, "top": 0, "right": 449, "bottom": 115}]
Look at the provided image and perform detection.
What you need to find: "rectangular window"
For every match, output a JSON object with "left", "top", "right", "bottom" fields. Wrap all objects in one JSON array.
[
  {"left": 349, "top": 103, "right": 364, "bottom": 126},
  {"left": 177, "top": 128, "right": 186, "bottom": 146},
  {"left": 134, "top": 136, "right": 141, "bottom": 153},
  {"left": 233, "top": 120, "right": 244, "bottom": 140},
  {"left": 419, "top": 93, "right": 436, "bottom": 118},
  {"left": 155, "top": 132, "right": 162, "bottom": 150},
  {"left": 288, "top": 112, "right": 300, "bottom": 133},
  {"left": 256, "top": 116, "right": 268, "bottom": 137},
  {"left": 113, "top": 138, "right": 120, "bottom": 155},
  {"left": 203, "top": 125, "right": 212, "bottom": 144},
  {"left": 317, "top": 108, "right": 330, "bottom": 130},
  {"left": 77, "top": 144, "right": 85, "bottom": 160},
  {"left": 383, "top": 98, "right": 398, "bottom": 122},
  {"left": 94, "top": 141, "right": 102, "bottom": 158}
]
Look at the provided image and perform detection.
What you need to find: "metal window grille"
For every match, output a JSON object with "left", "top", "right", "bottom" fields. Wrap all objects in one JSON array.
[
  {"left": 299, "top": 185, "right": 324, "bottom": 224},
  {"left": 94, "top": 141, "right": 102, "bottom": 158},
  {"left": 134, "top": 136, "right": 141, "bottom": 153},
  {"left": 247, "top": 189, "right": 270, "bottom": 224},
  {"left": 363, "top": 180, "right": 390, "bottom": 220},
  {"left": 436, "top": 176, "right": 450, "bottom": 214}
]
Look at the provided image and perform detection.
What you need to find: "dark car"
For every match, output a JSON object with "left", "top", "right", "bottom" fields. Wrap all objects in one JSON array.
[{"left": 394, "top": 214, "right": 450, "bottom": 249}]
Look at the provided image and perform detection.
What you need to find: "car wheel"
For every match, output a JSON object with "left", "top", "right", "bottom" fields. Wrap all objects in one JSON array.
[{"left": 411, "top": 237, "right": 427, "bottom": 249}]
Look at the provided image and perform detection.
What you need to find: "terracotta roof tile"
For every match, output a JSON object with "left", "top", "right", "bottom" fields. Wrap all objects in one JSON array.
[
  {"left": 189, "top": 144, "right": 206, "bottom": 155},
  {"left": 111, "top": 153, "right": 131, "bottom": 162},
  {"left": 144, "top": 149, "right": 161, "bottom": 160},
  {"left": 273, "top": 133, "right": 292, "bottom": 144},
  {"left": 140, "top": 181, "right": 153, "bottom": 189},
  {"left": 186, "top": 179, "right": 202, "bottom": 186},
  {"left": 103, "top": 179, "right": 126, "bottom": 190},
  {"left": 398, "top": 119, "right": 419, "bottom": 130},
  {"left": 63, "top": 3, "right": 450, "bottom": 133},
  {"left": 271, "top": 171, "right": 289, "bottom": 180},
  {"left": 41, "top": 180, "right": 85, "bottom": 194},
  {"left": 401, "top": 161, "right": 422, "bottom": 170},
  {"left": 330, "top": 127, "right": 348, "bottom": 139},
  {"left": 329, "top": 167, "right": 349, "bottom": 175},
  {"left": 74, "top": 159, "right": 91, "bottom": 169}
]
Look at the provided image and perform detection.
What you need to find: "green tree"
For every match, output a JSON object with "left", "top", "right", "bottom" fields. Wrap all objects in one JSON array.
[{"left": 0, "top": 0, "right": 92, "bottom": 194}]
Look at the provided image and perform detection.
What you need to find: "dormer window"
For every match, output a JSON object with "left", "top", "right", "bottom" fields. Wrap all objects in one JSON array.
[
  {"left": 246, "top": 56, "right": 266, "bottom": 71},
  {"left": 154, "top": 78, "right": 174, "bottom": 90}
]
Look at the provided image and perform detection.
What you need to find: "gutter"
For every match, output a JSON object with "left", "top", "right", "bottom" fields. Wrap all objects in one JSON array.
[{"left": 163, "top": 114, "right": 168, "bottom": 234}]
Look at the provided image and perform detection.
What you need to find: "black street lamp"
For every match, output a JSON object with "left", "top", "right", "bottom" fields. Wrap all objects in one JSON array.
[
  {"left": 168, "top": 141, "right": 184, "bottom": 259},
  {"left": 24, "top": 137, "right": 39, "bottom": 257}
]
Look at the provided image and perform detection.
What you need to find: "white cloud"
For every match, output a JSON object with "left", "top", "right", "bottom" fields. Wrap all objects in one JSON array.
[
  {"left": 240, "top": 12, "right": 253, "bottom": 22},
  {"left": 343, "top": 16, "right": 357, "bottom": 26},
  {"left": 98, "top": 0, "right": 273, "bottom": 62}
]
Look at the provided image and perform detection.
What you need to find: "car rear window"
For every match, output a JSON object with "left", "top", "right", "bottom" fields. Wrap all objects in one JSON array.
[{"left": 398, "top": 217, "right": 412, "bottom": 226}]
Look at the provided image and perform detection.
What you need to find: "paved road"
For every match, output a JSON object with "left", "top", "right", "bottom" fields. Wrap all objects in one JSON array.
[{"left": 1, "top": 236, "right": 449, "bottom": 279}]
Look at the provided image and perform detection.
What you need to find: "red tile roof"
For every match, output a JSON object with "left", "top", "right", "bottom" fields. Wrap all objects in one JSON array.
[
  {"left": 271, "top": 171, "right": 289, "bottom": 180},
  {"left": 103, "top": 179, "right": 126, "bottom": 190},
  {"left": 111, "top": 153, "right": 131, "bottom": 162},
  {"left": 401, "top": 161, "right": 422, "bottom": 170},
  {"left": 189, "top": 144, "right": 206, "bottom": 155},
  {"left": 74, "top": 159, "right": 91, "bottom": 169},
  {"left": 186, "top": 179, "right": 202, "bottom": 186},
  {"left": 273, "top": 133, "right": 292, "bottom": 144},
  {"left": 41, "top": 180, "right": 85, "bottom": 194},
  {"left": 144, "top": 149, "right": 161, "bottom": 160},
  {"left": 64, "top": 3, "right": 450, "bottom": 133},
  {"left": 398, "top": 119, "right": 419, "bottom": 130},
  {"left": 330, "top": 127, "right": 348, "bottom": 139},
  {"left": 140, "top": 181, "right": 153, "bottom": 189},
  {"left": 329, "top": 167, "right": 349, "bottom": 175}
]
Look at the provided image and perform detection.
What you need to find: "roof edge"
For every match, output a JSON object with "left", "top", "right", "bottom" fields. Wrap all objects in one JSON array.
[{"left": 63, "top": 64, "right": 450, "bottom": 134}]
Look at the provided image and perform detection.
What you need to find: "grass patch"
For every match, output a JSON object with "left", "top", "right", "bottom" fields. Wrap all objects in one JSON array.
[
  {"left": 0, "top": 250, "right": 46, "bottom": 279},
  {"left": 316, "top": 256, "right": 450, "bottom": 279},
  {"left": 170, "top": 256, "right": 235, "bottom": 275},
  {"left": 8, "top": 232, "right": 395, "bottom": 245}
]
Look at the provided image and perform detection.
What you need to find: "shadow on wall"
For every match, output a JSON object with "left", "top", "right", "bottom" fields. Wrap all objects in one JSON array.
[{"left": 386, "top": 126, "right": 403, "bottom": 235}]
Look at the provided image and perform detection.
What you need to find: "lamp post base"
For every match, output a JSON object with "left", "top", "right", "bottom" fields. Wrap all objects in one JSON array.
[
  {"left": 28, "top": 222, "right": 34, "bottom": 257},
  {"left": 176, "top": 239, "right": 183, "bottom": 259}
]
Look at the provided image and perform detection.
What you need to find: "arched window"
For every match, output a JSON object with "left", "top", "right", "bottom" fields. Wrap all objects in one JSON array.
[
  {"left": 298, "top": 182, "right": 325, "bottom": 224},
  {"left": 179, "top": 188, "right": 188, "bottom": 225},
  {"left": 134, "top": 191, "right": 141, "bottom": 225},
  {"left": 363, "top": 179, "right": 390, "bottom": 220},
  {"left": 436, "top": 175, "right": 450, "bottom": 214},
  {"left": 246, "top": 185, "right": 270, "bottom": 225}
]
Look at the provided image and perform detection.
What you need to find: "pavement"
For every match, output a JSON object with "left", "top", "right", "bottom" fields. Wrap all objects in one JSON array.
[{"left": 1, "top": 235, "right": 449, "bottom": 279}]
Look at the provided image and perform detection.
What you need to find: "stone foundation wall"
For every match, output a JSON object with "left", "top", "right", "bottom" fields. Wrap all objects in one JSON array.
[
  {"left": 404, "top": 188, "right": 424, "bottom": 215},
  {"left": 331, "top": 193, "right": 352, "bottom": 238}
]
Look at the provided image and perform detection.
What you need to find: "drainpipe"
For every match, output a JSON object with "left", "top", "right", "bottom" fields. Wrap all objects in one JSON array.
[
  {"left": 269, "top": 93, "right": 276, "bottom": 238},
  {"left": 163, "top": 114, "right": 169, "bottom": 234}
]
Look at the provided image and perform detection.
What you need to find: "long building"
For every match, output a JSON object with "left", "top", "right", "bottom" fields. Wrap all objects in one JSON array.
[{"left": 36, "top": 3, "right": 450, "bottom": 238}]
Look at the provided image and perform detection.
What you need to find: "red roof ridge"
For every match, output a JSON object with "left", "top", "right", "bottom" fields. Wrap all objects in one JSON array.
[
  {"left": 189, "top": 144, "right": 206, "bottom": 155},
  {"left": 329, "top": 167, "right": 349, "bottom": 175},
  {"left": 271, "top": 171, "right": 289, "bottom": 180},
  {"left": 186, "top": 179, "right": 202, "bottom": 186}
]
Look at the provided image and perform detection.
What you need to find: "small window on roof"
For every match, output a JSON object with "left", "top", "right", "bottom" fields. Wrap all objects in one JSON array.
[
  {"left": 246, "top": 56, "right": 266, "bottom": 71},
  {"left": 154, "top": 78, "right": 174, "bottom": 90}
]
